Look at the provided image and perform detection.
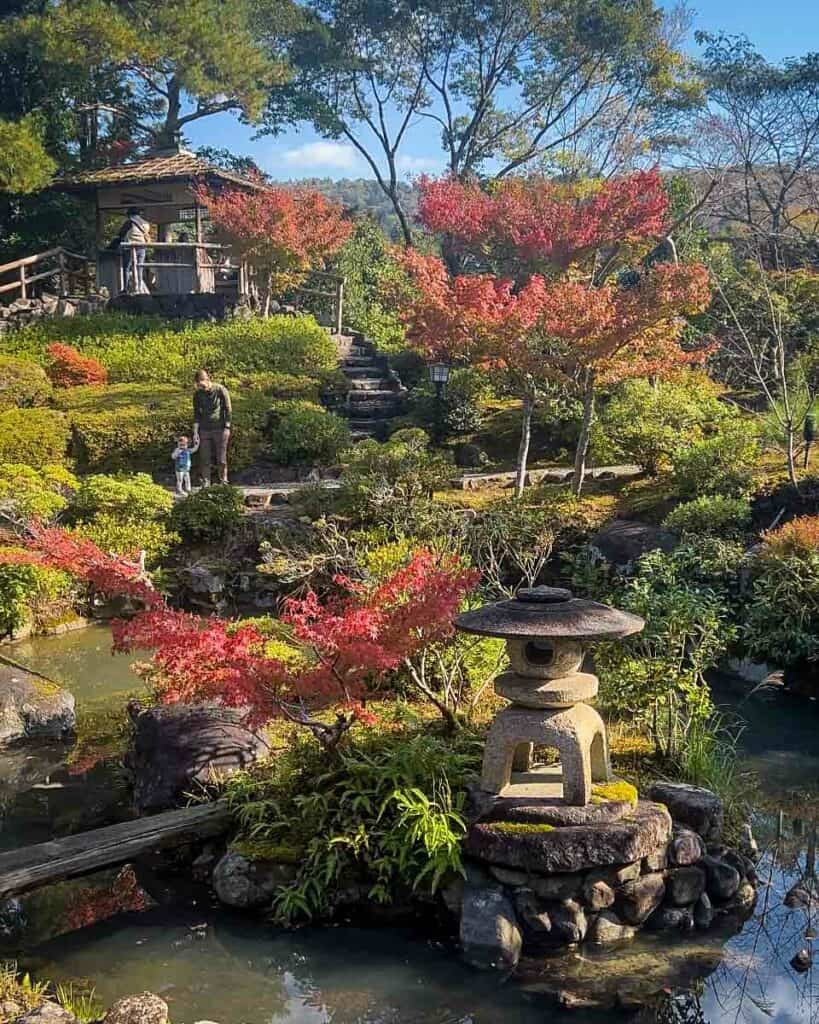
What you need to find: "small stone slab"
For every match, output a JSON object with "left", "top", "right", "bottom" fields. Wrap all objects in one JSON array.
[
  {"left": 465, "top": 800, "right": 671, "bottom": 875},
  {"left": 459, "top": 880, "right": 522, "bottom": 971},
  {"left": 482, "top": 785, "right": 634, "bottom": 829}
]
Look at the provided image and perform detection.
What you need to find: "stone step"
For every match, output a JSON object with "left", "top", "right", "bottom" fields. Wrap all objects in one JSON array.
[
  {"left": 348, "top": 403, "right": 399, "bottom": 419},
  {"left": 344, "top": 355, "right": 377, "bottom": 367},
  {"left": 349, "top": 344, "right": 374, "bottom": 357},
  {"left": 342, "top": 366, "right": 384, "bottom": 379},
  {"left": 348, "top": 377, "right": 390, "bottom": 391},
  {"left": 347, "top": 389, "right": 399, "bottom": 403}
]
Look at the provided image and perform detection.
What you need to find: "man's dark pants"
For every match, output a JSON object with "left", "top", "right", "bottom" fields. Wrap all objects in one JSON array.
[{"left": 199, "top": 429, "right": 230, "bottom": 486}]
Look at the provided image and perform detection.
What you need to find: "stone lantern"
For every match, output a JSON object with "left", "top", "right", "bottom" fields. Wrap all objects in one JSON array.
[{"left": 456, "top": 586, "right": 643, "bottom": 807}]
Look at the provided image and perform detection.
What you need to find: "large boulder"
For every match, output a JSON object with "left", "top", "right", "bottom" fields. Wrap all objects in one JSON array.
[
  {"left": 0, "top": 665, "right": 75, "bottom": 745},
  {"left": 212, "top": 851, "right": 297, "bottom": 909},
  {"left": 126, "top": 703, "right": 268, "bottom": 814},
  {"left": 459, "top": 878, "right": 522, "bottom": 971},
  {"left": 103, "top": 993, "right": 168, "bottom": 1024},
  {"left": 647, "top": 782, "right": 724, "bottom": 842},
  {"left": 590, "top": 520, "right": 677, "bottom": 567}
]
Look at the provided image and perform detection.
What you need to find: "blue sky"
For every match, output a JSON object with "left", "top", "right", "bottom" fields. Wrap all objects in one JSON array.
[{"left": 185, "top": 0, "right": 819, "bottom": 181}]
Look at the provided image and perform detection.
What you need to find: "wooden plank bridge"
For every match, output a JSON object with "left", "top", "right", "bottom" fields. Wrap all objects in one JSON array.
[{"left": 0, "top": 801, "right": 232, "bottom": 900}]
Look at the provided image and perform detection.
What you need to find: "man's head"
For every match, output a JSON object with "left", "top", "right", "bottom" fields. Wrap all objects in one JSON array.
[
  {"left": 126, "top": 206, "right": 143, "bottom": 217},
  {"left": 194, "top": 369, "right": 212, "bottom": 391}
]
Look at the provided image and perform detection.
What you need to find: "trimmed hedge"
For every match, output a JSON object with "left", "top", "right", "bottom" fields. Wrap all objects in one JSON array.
[
  {"left": 0, "top": 408, "right": 70, "bottom": 467},
  {"left": 54, "top": 381, "right": 284, "bottom": 474},
  {"left": 264, "top": 400, "right": 352, "bottom": 466},
  {"left": 0, "top": 355, "right": 52, "bottom": 410},
  {"left": 5, "top": 313, "right": 338, "bottom": 384}
]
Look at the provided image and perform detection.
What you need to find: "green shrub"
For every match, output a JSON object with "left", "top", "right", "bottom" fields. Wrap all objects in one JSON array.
[
  {"left": 0, "top": 463, "right": 78, "bottom": 522},
  {"left": 265, "top": 400, "right": 352, "bottom": 466},
  {"left": 55, "top": 384, "right": 268, "bottom": 474},
  {"left": 66, "top": 473, "right": 173, "bottom": 524},
  {"left": 7, "top": 313, "right": 337, "bottom": 384},
  {"left": 569, "top": 541, "right": 741, "bottom": 758},
  {"left": 337, "top": 429, "right": 453, "bottom": 532},
  {"left": 0, "top": 558, "right": 74, "bottom": 636},
  {"left": 593, "top": 374, "right": 731, "bottom": 474},
  {"left": 0, "top": 408, "right": 70, "bottom": 467},
  {"left": 73, "top": 515, "right": 179, "bottom": 567},
  {"left": 0, "top": 355, "right": 52, "bottom": 410},
  {"left": 670, "top": 419, "right": 759, "bottom": 498},
  {"left": 411, "top": 367, "right": 492, "bottom": 437},
  {"left": 225, "top": 722, "right": 479, "bottom": 922},
  {"left": 743, "top": 518, "right": 819, "bottom": 667},
  {"left": 663, "top": 495, "right": 752, "bottom": 537},
  {"left": 169, "top": 484, "right": 244, "bottom": 542}
]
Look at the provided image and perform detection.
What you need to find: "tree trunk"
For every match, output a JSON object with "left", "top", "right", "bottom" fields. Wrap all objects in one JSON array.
[
  {"left": 572, "top": 370, "right": 596, "bottom": 496},
  {"left": 787, "top": 425, "right": 799, "bottom": 487},
  {"left": 515, "top": 393, "right": 534, "bottom": 498},
  {"left": 159, "top": 77, "right": 182, "bottom": 148}
]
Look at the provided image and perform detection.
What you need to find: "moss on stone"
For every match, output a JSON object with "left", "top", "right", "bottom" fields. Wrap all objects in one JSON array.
[
  {"left": 230, "top": 839, "right": 304, "bottom": 864},
  {"left": 491, "top": 821, "right": 555, "bottom": 835},
  {"left": 590, "top": 780, "right": 638, "bottom": 806}
]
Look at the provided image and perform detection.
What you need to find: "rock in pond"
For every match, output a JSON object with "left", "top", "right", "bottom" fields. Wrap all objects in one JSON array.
[
  {"left": 668, "top": 827, "right": 705, "bottom": 866},
  {"left": 587, "top": 910, "right": 636, "bottom": 944},
  {"left": 702, "top": 855, "right": 741, "bottom": 903},
  {"left": 212, "top": 851, "right": 297, "bottom": 909},
  {"left": 460, "top": 880, "right": 522, "bottom": 971},
  {"left": 617, "top": 873, "right": 665, "bottom": 925},
  {"left": 0, "top": 664, "right": 75, "bottom": 745},
  {"left": 126, "top": 702, "right": 268, "bottom": 813},
  {"left": 647, "top": 782, "right": 723, "bottom": 842},
  {"left": 103, "top": 993, "right": 169, "bottom": 1024},
  {"left": 665, "top": 866, "right": 706, "bottom": 907}
]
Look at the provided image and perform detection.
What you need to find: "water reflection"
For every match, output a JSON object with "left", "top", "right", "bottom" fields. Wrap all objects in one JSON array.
[{"left": 31, "top": 912, "right": 602, "bottom": 1024}]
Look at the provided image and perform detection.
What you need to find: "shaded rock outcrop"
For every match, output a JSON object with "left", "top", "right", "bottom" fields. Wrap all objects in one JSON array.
[
  {"left": 590, "top": 520, "right": 677, "bottom": 567},
  {"left": 0, "top": 664, "right": 75, "bottom": 745},
  {"left": 126, "top": 702, "right": 268, "bottom": 814}
]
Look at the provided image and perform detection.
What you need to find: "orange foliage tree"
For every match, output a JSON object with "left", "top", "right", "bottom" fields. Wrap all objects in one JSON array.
[
  {"left": 398, "top": 171, "right": 712, "bottom": 494},
  {"left": 194, "top": 184, "right": 353, "bottom": 316}
]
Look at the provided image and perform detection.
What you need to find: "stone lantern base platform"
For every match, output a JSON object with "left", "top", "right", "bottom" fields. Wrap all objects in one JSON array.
[
  {"left": 475, "top": 771, "right": 644, "bottom": 828},
  {"left": 466, "top": 799, "right": 671, "bottom": 874},
  {"left": 458, "top": 786, "right": 759, "bottom": 973}
]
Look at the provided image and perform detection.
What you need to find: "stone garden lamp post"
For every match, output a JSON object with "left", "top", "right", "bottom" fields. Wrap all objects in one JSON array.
[{"left": 456, "top": 586, "right": 643, "bottom": 807}]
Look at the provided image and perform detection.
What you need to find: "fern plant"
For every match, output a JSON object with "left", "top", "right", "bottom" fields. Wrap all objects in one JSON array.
[{"left": 224, "top": 719, "right": 480, "bottom": 923}]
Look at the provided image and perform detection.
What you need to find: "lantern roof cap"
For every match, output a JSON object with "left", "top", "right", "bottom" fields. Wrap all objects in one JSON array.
[{"left": 455, "top": 585, "right": 644, "bottom": 640}]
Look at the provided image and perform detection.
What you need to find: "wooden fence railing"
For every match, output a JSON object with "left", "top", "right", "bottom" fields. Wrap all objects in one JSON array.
[
  {"left": 0, "top": 246, "right": 93, "bottom": 304},
  {"left": 294, "top": 270, "right": 345, "bottom": 334}
]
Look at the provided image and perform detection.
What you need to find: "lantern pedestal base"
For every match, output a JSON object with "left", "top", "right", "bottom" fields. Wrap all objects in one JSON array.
[{"left": 476, "top": 771, "right": 637, "bottom": 828}]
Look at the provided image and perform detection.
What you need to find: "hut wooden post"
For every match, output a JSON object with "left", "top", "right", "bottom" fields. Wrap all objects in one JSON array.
[
  {"left": 335, "top": 277, "right": 344, "bottom": 335},
  {"left": 194, "top": 201, "right": 204, "bottom": 293}
]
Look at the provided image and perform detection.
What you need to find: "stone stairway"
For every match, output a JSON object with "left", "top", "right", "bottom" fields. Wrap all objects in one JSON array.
[{"left": 339, "top": 333, "right": 405, "bottom": 441}]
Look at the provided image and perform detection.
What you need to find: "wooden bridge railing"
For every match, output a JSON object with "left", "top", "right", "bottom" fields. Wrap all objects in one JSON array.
[{"left": 0, "top": 246, "right": 93, "bottom": 304}]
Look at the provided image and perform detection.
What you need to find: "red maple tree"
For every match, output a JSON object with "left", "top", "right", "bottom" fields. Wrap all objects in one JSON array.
[
  {"left": 46, "top": 343, "right": 108, "bottom": 387},
  {"left": 194, "top": 183, "right": 353, "bottom": 316},
  {"left": 398, "top": 171, "right": 711, "bottom": 494},
  {"left": 0, "top": 526, "right": 478, "bottom": 751}
]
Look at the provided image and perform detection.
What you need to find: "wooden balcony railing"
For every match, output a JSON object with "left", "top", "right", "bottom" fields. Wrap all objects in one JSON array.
[{"left": 0, "top": 247, "right": 93, "bottom": 304}]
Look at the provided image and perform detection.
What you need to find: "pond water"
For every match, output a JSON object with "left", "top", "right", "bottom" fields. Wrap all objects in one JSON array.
[{"left": 6, "top": 632, "right": 819, "bottom": 1023}]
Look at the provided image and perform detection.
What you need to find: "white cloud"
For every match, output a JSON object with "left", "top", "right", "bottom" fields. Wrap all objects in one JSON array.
[
  {"left": 281, "top": 140, "right": 360, "bottom": 170},
  {"left": 396, "top": 153, "right": 443, "bottom": 175}
]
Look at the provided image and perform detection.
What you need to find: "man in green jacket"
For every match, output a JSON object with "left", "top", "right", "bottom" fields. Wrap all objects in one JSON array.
[{"left": 192, "top": 369, "right": 232, "bottom": 486}]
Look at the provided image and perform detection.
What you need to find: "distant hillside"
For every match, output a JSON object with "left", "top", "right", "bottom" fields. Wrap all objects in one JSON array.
[{"left": 292, "top": 178, "right": 417, "bottom": 239}]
